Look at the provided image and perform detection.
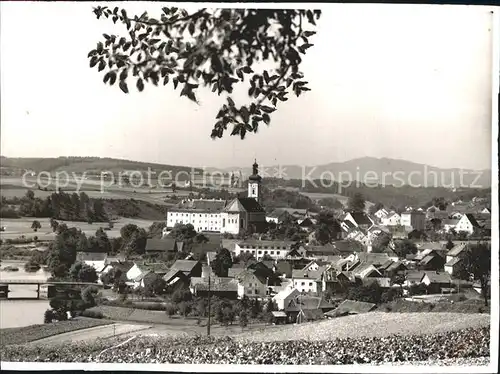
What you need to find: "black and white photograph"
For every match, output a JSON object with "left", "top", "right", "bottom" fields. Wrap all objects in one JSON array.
[{"left": 0, "top": 2, "right": 498, "bottom": 372}]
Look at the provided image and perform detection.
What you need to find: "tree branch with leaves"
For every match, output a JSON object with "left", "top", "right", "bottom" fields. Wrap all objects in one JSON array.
[{"left": 89, "top": 7, "right": 321, "bottom": 139}]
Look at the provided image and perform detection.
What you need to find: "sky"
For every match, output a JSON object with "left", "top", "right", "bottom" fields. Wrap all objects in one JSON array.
[{"left": 0, "top": 3, "right": 494, "bottom": 170}]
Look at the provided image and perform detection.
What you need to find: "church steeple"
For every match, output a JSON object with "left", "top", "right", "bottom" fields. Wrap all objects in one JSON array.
[{"left": 248, "top": 159, "right": 262, "bottom": 203}]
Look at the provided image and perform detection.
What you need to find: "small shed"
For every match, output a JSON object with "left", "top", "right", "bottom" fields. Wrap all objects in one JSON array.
[
  {"left": 324, "top": 299, "right": 376, "bottom": 318},
  {"left": 271, "top": 311, "right": 288, "bottom": 325}
]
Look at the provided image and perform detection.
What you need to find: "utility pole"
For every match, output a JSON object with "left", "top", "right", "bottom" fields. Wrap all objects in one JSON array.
[{"left": 207, "top": 272, "right": 211, "bottom": 336}]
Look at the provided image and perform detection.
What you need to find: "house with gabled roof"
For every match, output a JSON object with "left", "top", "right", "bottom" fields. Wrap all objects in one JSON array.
[
  {"left": 75, "top": 252, "right": 108, "bottom": 273},
  {"left": 325, "top": 299, "right": 376, "bottom": 317},
  {"left": 374, "top": 208, "right": 389, "bottom": 220},
  {"left": 343, "top": 212, "right": 374, "bottom": 230},
  {"left": 234, "top": 239, "right": 295, "bottom": 260},
  {"left": 455, "top": 213, "right": 482, "bottom": 235},
  {"left": 444, "top": 243, "right": 468, "bottom": 276},
  {"left": 285, "top": 294, "right": 335, "bottom": 323},
  {"left": 291, "top": 265, "right": 328, "bottom": 294},
  {"left": 421, "top": 271, "right": 452, "bottom": 293},
  {"left": 381, "top": 212, "right": 401, "bottom": 226},
  {"left": 235, "top": 269, "right": 269, "bottom": 299},
  {"left": 273, "top": 286, "right": 301, "bottom": 310},
  {"left": 190, "top": 276, "right": 239, "bottom": 299},
  {"left": 169, "top": 259, "right": 203, "bottom": 278},
  {"left": 266, "top": 208, "right": 292, "bottom": 224},
  {"left": 145, "top": 238, "right": 180, "bottom": 256}
]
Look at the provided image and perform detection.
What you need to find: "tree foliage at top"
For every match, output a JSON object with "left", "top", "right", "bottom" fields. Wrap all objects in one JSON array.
[{"left": 89, "top": 7, "right": 321, "bottom": 139}]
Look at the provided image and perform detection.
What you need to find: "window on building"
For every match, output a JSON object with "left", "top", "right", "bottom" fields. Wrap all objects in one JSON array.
[
  {"left": 270, "top": 251, "right": 274, "bottom": 255},
  {"left": 222, "top": 218, "right": 225, "bottom": 227},
  {"left": 258, "top": 251, "right": 262, "bottom": 254},
  {"left": 277, "top": 251, "right": 280, "bottom": 255},
  {"left": 264, "top": 251, "right": 268, "bottom": 254},
  {"left": 255, "top": 289, "right": 259, "bottom": 294},
  {"left": 309, "top": 282, "right": 313, "bottom": 286},
  {"left": 301, "top": 282, "right": 305, "bottom": 286}
]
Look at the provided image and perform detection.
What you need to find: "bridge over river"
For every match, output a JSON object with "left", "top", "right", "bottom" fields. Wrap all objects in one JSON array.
[{"left": 0, "top": 280, "right": 104, "bottom": 300}]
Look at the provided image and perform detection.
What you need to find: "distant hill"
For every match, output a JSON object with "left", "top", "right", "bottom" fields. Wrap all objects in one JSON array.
[
  {"left": 213, "top": 157, "right": 492, "bottom": 189},
  {"left": 0, "top": 156, "right": 202, "bottom": 176}
]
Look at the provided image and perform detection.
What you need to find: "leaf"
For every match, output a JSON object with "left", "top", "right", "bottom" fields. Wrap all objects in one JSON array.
[
  {"left": 187, "top": 91, "right": 197, "bottom": 103},
  {"left": 240, "top": 107, "right": 250, "bottom": 123},
  {"left": 242, "top": 66, "right": 253, "bottom": 74},
  {"left": 173, "top": 77, "right": 179, "bottom": 89},
  {"left": 96, "top": 42, "right": 103, "bottom": 53},
  {"left": 236, "top": 69, "right": 243, "bottom": 81},
  {"left": 89, "top": 56, "right": 98, "bottom": 68},
  {"left": 103, "top": 72, "right": 111, "bottom": 84},
  {"left": 260, "top": 105, "right": 275, "bottom": 114},
  {"left": 263, "top": 70, "right": 270, "bottom": 84},
  {"left": 263, "top": 113, "right": 270, "bottom": 125},
  {"left": 163, "top": 75, "right": 169, "bottom": 85},
  {"left": 303, "top": 31, "right": 316, "bottom": 37},
  {"left": 188, "top": 22, "right": 195, "bottom": 36},
  {"left": 120, "top": 69, "right": 128, "bottom": 81},
  {"left": 108, "top": 71, "right": 117, "bottom": 85},
  {"left": 119, "top": 81, "right": 129, "bottom": 94},
  {"left": 87, "top": 50, "right": 97, "bottom": 58},
  {"left": 103, "top": 33, "right": 110, "bottom": 40},
  {"left": 137, "top": 78, "right": 144, "bottom": 92},
  {"left": 98, "top": 60, "right": 106, "bottom": 72},
  {"left": 227, "top": 97, "right": 235, "bottom": 107}
]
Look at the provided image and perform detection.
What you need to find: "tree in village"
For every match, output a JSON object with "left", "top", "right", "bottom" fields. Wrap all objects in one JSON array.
[
  {"left": 89, "top": 7, "right": 321, "bottom": 139},
  {"left": 393, "top": 239, "right": 418, "bottom": 259},
  {"left": 50, "top": 218, "right": 59, "bottom": 232},
  {"left": 461, "top": 242, "right": 491, "bottom": 306},
  {"left": 347, "top": 193, "right": 366, "bottom": 213},
  {"left": 69, "top": 262, "right": 99, "bottom": 283},
  {"left": 371, "top": 232, "right": 392, "bottom": 253},
  {"left": 369, "top": 202, "right": 384, "bottom": 215},
  {"left": 211, "top": 247, "right": 233, "bottom": 277},
  {"left": 31, "top": 220, "right": 42, "bottom": 232},
  {"left": 239, "top": 310, "right": 249, "bottom": 328},
  {"left": 445, "top": 238, "right": 455, "bottom": 250}
]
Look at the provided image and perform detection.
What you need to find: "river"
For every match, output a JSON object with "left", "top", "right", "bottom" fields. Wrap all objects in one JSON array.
[{"left": 0, "top": 260, "right": 51, "bottom": 328}]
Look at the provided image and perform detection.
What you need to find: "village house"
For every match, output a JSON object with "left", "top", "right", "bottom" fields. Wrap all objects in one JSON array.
[
  {"left": 75, "top": 252, "right": 108, "bottom": 273},
  {"left": 454, "top": 213, "right": 482, "bottom": 235},
  {"left": 421, "top": 271, "right": 453, "bottom": 294},
  {"left": 285, "top": 295, "right": 335, "bottom": 323},
  {"left": 235, "top": 269, "right": 268, "bottom": 299},
  {"left": 233, "top": 239, "right": 295, "bottom": 260},
  {"left": 272, "top": 287, "right": 301, "bottom": 310},
  {"left": 190, "top": 276, "right": 239, "bottom": 299},
  {"left": 400, "top": 211, "right": 426, "bottom": 231},
  {"left": 381, "top": 212, "right": 401, "bottom": 226},
  {"left": 374, "top": 208, "right": 389, "bottom": 221},
  {"left": 265, "top": 208, "right": 291, "bottom": 224},
  {"left": 291, "top": 264, "right": 328, "bottom": 294},
  {"left": 342, "top": 212, "right": 374, "bottom": 230},
  {"left": 442, "top": 219, "right": 460, "bottom": 233},
  {"left": 444, "top": 243, "right": 468, "bottom": 276},
  {"left": 144, "top": 237, "right": 181, "bottom": 257}
]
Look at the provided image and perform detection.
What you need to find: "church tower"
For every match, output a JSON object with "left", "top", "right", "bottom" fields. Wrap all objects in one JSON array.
[{"left": 248, "top": 159, "right": 262, "bottom": 204}]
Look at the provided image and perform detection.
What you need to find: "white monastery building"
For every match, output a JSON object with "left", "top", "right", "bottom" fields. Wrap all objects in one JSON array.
[{"left": 166, "top": 161, "right": 267, "bottom": 235}]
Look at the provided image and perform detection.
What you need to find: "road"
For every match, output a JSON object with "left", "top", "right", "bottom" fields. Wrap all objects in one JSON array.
[{"left": 29, "top": 323, "right": 152, "bottom": 345}]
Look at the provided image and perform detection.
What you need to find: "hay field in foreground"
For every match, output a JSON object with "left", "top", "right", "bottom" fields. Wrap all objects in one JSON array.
[{"left": 234, "top": 312, "right": 491, "bottom": 342}]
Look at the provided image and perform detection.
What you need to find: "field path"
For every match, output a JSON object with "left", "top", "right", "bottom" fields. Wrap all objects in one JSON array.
[{"left": 28, "top": 323, "right": 152, "bottom": 345}]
